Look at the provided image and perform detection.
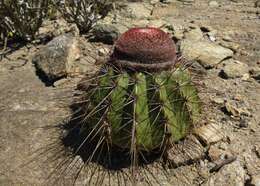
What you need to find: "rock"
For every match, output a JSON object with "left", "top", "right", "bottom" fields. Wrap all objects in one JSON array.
[
  {"left": 209, "top": 1, "right": 219, "bottom": 7},
  {"left": 131, "top": 19, "right": 150, "bottom": 27},
  {"left": 178, "top": 0, "right": 195, "bottom": 4},
  {"left": 68, "top": 40, "right": 107, "bottom": 76},
  {"left": 150, "top": 0, "right": 160, "bottom": 4},
  {"left": 195, "top": 123, "right": 224, "bottom": 145},
  {"left": 208, "top": 35, "right": 216, "bottom": 42},
  {"left": 184, "top": 27, "right": 204, "bottom": 41},
  {"left": 251, "top": 174, "right": 260, "bottom": 186},
  {"left": 148, "top": 19, "right": 168, "bottom": 29},
  {"left": 219, "top": 59, "right": 249, "bottom": 79},
  {"left": 180, "top": 39, "right": 233, "bottom": 68},
  {"left": 241, "top": 73, "right": 250, "bottom": 81},
  {"left": 91, "top": 24, "right": 120, "bottom": 44},
  {"left": 207, "top": 161, "right": 246, "bottom": 186},
  {"left": 53, "top": 78, "right": 81, "bottom": 88},
  {"left": 208, "top": 145, "right": 233, "bottom": 163},
  {"left": 211, "top": 97, "right": 225, "bottom": 104},
  {"left": 208, "top": 146, "right": 225, "bottom": 161},
  {"left": 224, "top": 101, "right": 251, "bottom": 118},
  {"left": 159, "top": 0, "right": 173, "bottom": 4},
  {"left": 33, "top": 34, "right": 80, "bottom": 84},
  {"left": 148, "top": 19, "right": 179, "bottom": 36},
  {"left": 125, "top": 3, "right": 152, "bottom": 19},
  {"left": 167, "top": 135, "right": 204, "bottom": 167},
  {"left": 97, "top": 47, "right": 110, "bottom": 57},
  {"left": 219, "top": 41, "right": 240, "bottom": 53},
  {"left": 169, "top": 23, "right": 185, "bottom": 40},
  {"left": 151, "top": 2, "right": 181, "bottom": 17},
  {"left": 250, "top": 67, "right": 260, "bottom": 81},
  {"left": 254, "top": 145, "right": 260, "bottom": 158},
  {"left": 189, "top": 61, "right": 208, "bottom": 75}
]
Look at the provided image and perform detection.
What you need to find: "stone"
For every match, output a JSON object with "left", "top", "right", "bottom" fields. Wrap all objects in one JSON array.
[
  {"left": 241, "top": 73, "right": 250, "bottom": 81},
  {"left": 33, "top": 34, "right": 80, "bottom": 83},
  {"left": 180, "top": 39, "right": 233, "bottom": 68},
  {"left": 207, "top": 161, "right": 246, "bottom": 186},
  {"left": 209, "top": 1, "right": 219, "bottom": 7},
  {"left": 91, "top": 24, "right": 120, "bottom": 44},
  {"left": 219, "top": 41, "right": 240, "bottom": 53},
  {"left": 148, "top": 19, "right": 168, "bottom": 29},
  {"left": 208, "top": 146, "right": 224, "bottom": 161},
  {"left": 97, "top": 47, "right": 110, "bottom": 57},
  {"left": 250, "top": 67, "right": 260, "bottom": 81},
  {"left": 189, "top": 61, "right": 208, "bottom": 75},
  {"left": 168, "top": 23, "right": 185, "bottom": 40},
  {"left": 219, "top": 59, "right": 249, "bottom": 79},
  {"left": 195, "top": 123, "right": 224, "bottom": 145},
  {"left": 151, "top": 2, "right": 181, "bottom": 17},
  {"left": 148, "top": 20, "right": 178, "bottom": 36},
  {"left": 131, "top": 19, "right": 150, "bottom": 27},
  {"left": 67, "top": 40, "right": 106, "bottom": 77},
  {"left": 251, "top": 174, "right": 260, "bottom": 186},
  {"left": 211, "top": 97, "right": 225, "bottom": 104},
  {"left": 224, "top": 101, "right": 251, "bottom": 117},
  {"left": 159, "top": 0, "right": 173, "bottom": 4},
  {"left": 178, "top": 0, "right": 195, "bottom": 4},
  {"left": 125, "top": 3, "right": 152, "bottom": 19},
  {"left": 150, "top": 0, "right": 160, "bottom": 4},
  {"left": 167, "top": 135, "right": 204, "bottom": 167},
  {"left": 184, "top": 27, "right": 204, "bottom": 41}
]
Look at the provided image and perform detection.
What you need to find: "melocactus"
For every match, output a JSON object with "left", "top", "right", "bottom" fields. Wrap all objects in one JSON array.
[{"left": 76, "top": 27, "right": 201, "bottom": 154}]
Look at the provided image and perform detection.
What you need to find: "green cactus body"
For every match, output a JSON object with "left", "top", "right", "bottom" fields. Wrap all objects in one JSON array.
[{"left": 80, "top": 67, "right": 200, "bottom": 152}]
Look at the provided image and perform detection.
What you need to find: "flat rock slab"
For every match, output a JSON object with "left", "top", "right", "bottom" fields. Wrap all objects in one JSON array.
[{"left": 181, "top": 39, "right": 233, "bottom": 68}]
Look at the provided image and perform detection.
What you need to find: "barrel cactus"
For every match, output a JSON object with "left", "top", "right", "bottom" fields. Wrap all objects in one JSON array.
[{"left": 74, "top": 27, "right": 201, "bottom": 161}]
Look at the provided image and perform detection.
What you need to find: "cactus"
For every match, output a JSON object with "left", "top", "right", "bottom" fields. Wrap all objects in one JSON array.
[{"left": 75, "top": 27, "right": 201, "bottom": 155}]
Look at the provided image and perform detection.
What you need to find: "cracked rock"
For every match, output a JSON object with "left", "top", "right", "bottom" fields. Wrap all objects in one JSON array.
[{"left": 195, "top": 123, "right": 224, "bottom": 145}]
